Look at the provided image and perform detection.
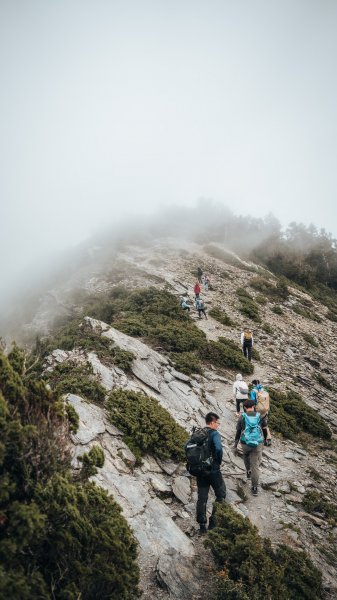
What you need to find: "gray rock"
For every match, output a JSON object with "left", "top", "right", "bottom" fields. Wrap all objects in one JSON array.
[
  {"left": 172, "top": 476, "right": 191, "bottom": 505},
  {"left": 67, "top": 394, "right": 106, "bottom": 444},
  {"left": 118, "top": 446, "right": 136, "bottom": 467},
  {"left": 156, "top": 551, "right": 201, "bottom": 599},
  {"left": 157, "top": 458, "right": 180, "bottom": 475},
  {"left": 150, "top": 475, "right": 171, "bottom": 495},
  {"left": 171, "top": 369, "right": 190, "bottom": 382},
  {"left": 261, "top": 475, "right": 283, "bottom": 489}
]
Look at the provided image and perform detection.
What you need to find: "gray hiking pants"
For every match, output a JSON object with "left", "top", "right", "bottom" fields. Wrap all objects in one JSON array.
[{"left": 241, "top": 443, "right": 263, "bottom": 487}]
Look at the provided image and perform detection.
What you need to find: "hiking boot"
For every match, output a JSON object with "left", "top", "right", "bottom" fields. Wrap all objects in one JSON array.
[
  {"left": 198, "top": 524, "right": 207, "bottom": 535},
  {"left": 251, "top": 486, "right": 258, "bottom": 496},
  {"left": 246, "top": 470, "right": 251, "bottom": 480},
  {"left": 264, "top": 440, "right": 272, "bottom": 447}
]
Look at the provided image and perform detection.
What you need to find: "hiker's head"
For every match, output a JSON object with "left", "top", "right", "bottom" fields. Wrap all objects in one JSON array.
[
  {"left": 243, "top": 399, "right": 255, "bottom": 412},
  {"left": 251, "top": 379, "right": 260, "bottom": 386},
  {"left": 205, "top": 412, "right": 220, "bottom": 429},
  {"left": 236, "top": 373, "right": 242, "bottom": 381}
]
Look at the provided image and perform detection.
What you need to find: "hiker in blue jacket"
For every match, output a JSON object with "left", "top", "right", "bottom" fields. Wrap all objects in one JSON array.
[
  {"left": 233, "top": 400, "right": 267, "bottom": 496},
  {"left": 250, "top": 379, "right": 261, "bottom": 404},
  {"left": 193, "top": 412, "right": 226, "bottom": 534}
]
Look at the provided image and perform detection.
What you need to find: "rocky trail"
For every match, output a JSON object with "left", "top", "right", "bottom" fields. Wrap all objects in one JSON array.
[{"left": 29, "top": 239, "right": 337, "bottom": 598}]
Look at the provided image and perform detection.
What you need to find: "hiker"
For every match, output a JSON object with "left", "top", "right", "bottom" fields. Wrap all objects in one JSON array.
[
  {"left": 180, "top": 296, "right": 190, "bottom": 312},
  {"left": 251, "top": 380, "right": 271, "bottom": 446},
  {"left": 203, "top": 274, "right": 210, "bottom": 292},
  {"left": 185, "top": 412, "right": 226, "bottom": 534},
  {"left": 241, "top": 328, "right": 253, "bottom": 361},
  {"left": 196, "top": 297, "right": 207, "bottom": 319},
  {"left": 194, "top": 281, "right": 201, "bottom": 299},
  {"left": 197, "top": 267, "right": 203, "bottom": 283},
  {"left": 233, "top": 399, "right": 266, "bottom": 495},
  {"left": 233, "top": 373, "right": 249, "bottom": 416}
]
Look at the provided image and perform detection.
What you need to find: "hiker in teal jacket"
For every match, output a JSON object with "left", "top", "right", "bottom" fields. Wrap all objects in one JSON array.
[{"left": 233, "top": 400, "right": 267, "bottom": 496}]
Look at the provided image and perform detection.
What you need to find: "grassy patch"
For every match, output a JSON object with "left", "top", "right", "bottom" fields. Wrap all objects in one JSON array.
[
  {"left": 170, "top": 352, "right": 203, "bottom": 376},
  {"left": 302, "top": 491, "right": 337, "bottom": 526},
  {"left": 315, "top": 373, "right": 333, "bottom": 391},
  {"left": 207, "top": 502, "right": 323, "bottom": 600},
  {"left": 268, "top": 388, "right": 331, "bottom": 441},
  {"left": 209, "top": 307, "right": 234, "bottom": 327},
  {"left": 236, "top": 288, "right": 261, "bottom": 322},
  {"left": 44, "top": 362, "right": 106, "bottom": 404},
  {"left": 106, "top": 389, "right": 188, "bottom": 463},
  {"left": 302, "top": 333, "right": 319, "bottom": 347},
  {"left": 249, "top": 276, "right": 289, "bottom": 301},
  {"left": 293, "top": 305, "right": 322, "bottom": 323},
  {"left": 262, "top": 322, "right": 273, "bottom": 334},
  {"left": 272, "top": 305, "right": 283, "bottom": 315},
  {"left": 200, "top": 338, "right": 253, "bottom": 374}
]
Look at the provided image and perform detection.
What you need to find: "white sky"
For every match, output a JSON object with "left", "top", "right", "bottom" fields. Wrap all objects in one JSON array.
[{"left": 1, "top": 0, "right": 337, "bottom": 296}]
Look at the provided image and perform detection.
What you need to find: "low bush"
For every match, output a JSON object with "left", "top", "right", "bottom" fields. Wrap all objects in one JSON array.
[
  {"left": 255, "top": 294, "right": 267, "bottom": 305},
  {"left": 209, "top": 307, "right": 234, "bottom": 326},
  {"left": 79, "top": 445, "right": 105, "bottom": 480},
  {"left": 251, "top": 347, "right": 261, "bottom": 361},
  {"left": 236, "top": 288, "right": 261, "bottom": 322},
  {"left": 272, "top": 305, "right": 283, "bottom": 315},
  {"left": 268, "top": 388, "right": 331, "bottom": 440},
  {"left": 0, "top": 350, "right": 140, "bottom": 600},
  {"left": 199, "top": 340, "right": 253, "bottom": 374},
  {"left": 262, "top": 322, "right": 273, "bottom": 334},
  {"left": 302, "top": 491, "right": 337, "bottom": 525},
  {"left": 326, "top": 310, "right": 337, "bottom": 322},
  {"left": 106, "top": 389, "right": 188, "bottom": 462},
  {"left": 293, "top": 305, "right": 322, "bottom": 323},
  {"left": 302, "top": 333, "right": 319, "bottom": 347},
  {"left": 44, "top": 361, "right": 106, "bottom": 404},
  {"left": 170, "top": 352, "right": 203, "bottom": 376},
  {"left": 207, "top": 502, "right": 323, "bottom": 600},
  {"left": 315, "top": 373, "right": 333, "bottom": 391}
]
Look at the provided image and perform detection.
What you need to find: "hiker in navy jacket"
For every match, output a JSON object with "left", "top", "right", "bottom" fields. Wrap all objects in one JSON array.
[{"left": 194, "top": 412, "right": 226, "bottom": 534}]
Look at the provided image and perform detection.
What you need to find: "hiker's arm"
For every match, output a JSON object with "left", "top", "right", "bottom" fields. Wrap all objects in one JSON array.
[
  {"left": 233, "top": 383, "right": 237, "bottom": 400},
  {"left": 211, "top": 431, "right": 223, "bottom": 465},
  {"left": 234, "top": 416, "right": 244, "bottom": 444}
]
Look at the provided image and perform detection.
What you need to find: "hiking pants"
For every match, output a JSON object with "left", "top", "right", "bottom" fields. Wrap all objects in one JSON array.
[
  {"left": 243, "top": 343, "right": 252, "bottom": 361},
  {"left": 241, "top": 443, "right": 263, "bottom": 488},
  {"left": 236, "top": 398, "right": 246, "bottom": 413},
  {"left": 196, "top": 470, "right": 226, "bottom": 525},
  {"left": 198, "top": 309, "right": 207, "bottom": 319}
]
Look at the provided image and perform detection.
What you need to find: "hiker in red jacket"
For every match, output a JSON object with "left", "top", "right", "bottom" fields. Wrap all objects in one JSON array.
[{"left": 194, "top": 281, "right": 201, "bottom": 299}]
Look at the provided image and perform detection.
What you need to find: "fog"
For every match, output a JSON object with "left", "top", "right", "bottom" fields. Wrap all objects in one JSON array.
[{"left": 1, "top": 0, "right": 337, "bottom": 306}]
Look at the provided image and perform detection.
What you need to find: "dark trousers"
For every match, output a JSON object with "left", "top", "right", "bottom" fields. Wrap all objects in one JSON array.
[
  {"left": 243, "top": 343, "right": 252, "bottom": 361},
  {"left": 196, "top": 470, "right": 226, "bottom": 525},
  {"left": 236, "top": 398, "right": 246, "bottom": 412},
  {"left": 241, "top": 443, "right": 263, "bottom": 487},
  {"left": 198, "top": 309, "right": 207, "bottom": 319}
]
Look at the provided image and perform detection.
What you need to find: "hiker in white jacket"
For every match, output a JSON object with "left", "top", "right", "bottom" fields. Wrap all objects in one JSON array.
[{"left": 233, "top": 373, "right": 249, "bottom": 415}]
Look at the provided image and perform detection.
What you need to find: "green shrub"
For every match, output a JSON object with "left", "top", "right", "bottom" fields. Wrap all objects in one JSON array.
[
  {"left": 171, "top": 352, "right": 203, "bottom": 376},
  {"left": 251, "top": 347, "right": 261, "bottom": 361},
  {"left": 65, "top": 403, "right": 79, "bottom": 433},
  {"left": 302, "top": 333, "right": 319, "bottom": 347},
  {"left": 262, "top": 322, "right": 273, "bottom": 334},
  {"left": 152, "top": 321, "right": 206, "bottom": 352},
  {"left": 106, "top": 389, "right": 188, "bottom": 462},
  {"left": 315, "top": 373, "right": 333, "bottom": 391},
  {"left": 326, "top": 310, "right": 337, "bottom": 322},
  {"left": 199, "top": 340, "right": 253, "bottom": 374},
  {"left": 79, "top": 445, "right": 105, "bottom": 480},
  {"left": 207, "top": 503, "right": 323, "bottom": 600},
  {"left": 268, "top": 388, "right": 331, "bottom": 440},
  {"left": 272, "top": 305, "right": 283, "bottom": 315},
  {"left": 209, "top": 307, "right": 234, "bottom": 326},
  {"left": 236, "top": 288, "right": 261, "bottom": 322},
  {"left": 45, "top": 362, "right": 106, "bottom": 404},
  {"left": 255, "top": 294, "right": 267, "bottom": 305},
  {"left": 0, "top": 350, "right": 140, "bottom": 600},
  {"left": 293, "top": 305, "right": 322, "bottom": 323},
  {"left": 219, "top": 270, "right": 231, "bottom": 279},
  {"left": 302, "top": 491, "right": 337, "bottom": 525}
]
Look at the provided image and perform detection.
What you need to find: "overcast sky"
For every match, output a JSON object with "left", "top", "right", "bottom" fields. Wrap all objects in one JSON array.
[{"left": 1, "top": 0, "right": 337, "bottom": 298}]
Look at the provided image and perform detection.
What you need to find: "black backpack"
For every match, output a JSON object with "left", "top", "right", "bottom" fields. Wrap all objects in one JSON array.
[{"left": 185, "top": 427, "right": 213, "bottom": 476}]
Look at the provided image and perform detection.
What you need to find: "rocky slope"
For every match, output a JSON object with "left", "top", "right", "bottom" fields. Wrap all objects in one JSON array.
[{"left": 8, "top": 239, "right": 337, "bottom": 598}]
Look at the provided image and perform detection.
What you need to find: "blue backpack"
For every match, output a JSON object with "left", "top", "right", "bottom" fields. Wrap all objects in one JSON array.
[{"left": 241, "top": 413, "right": 263, "bottom": 447}]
